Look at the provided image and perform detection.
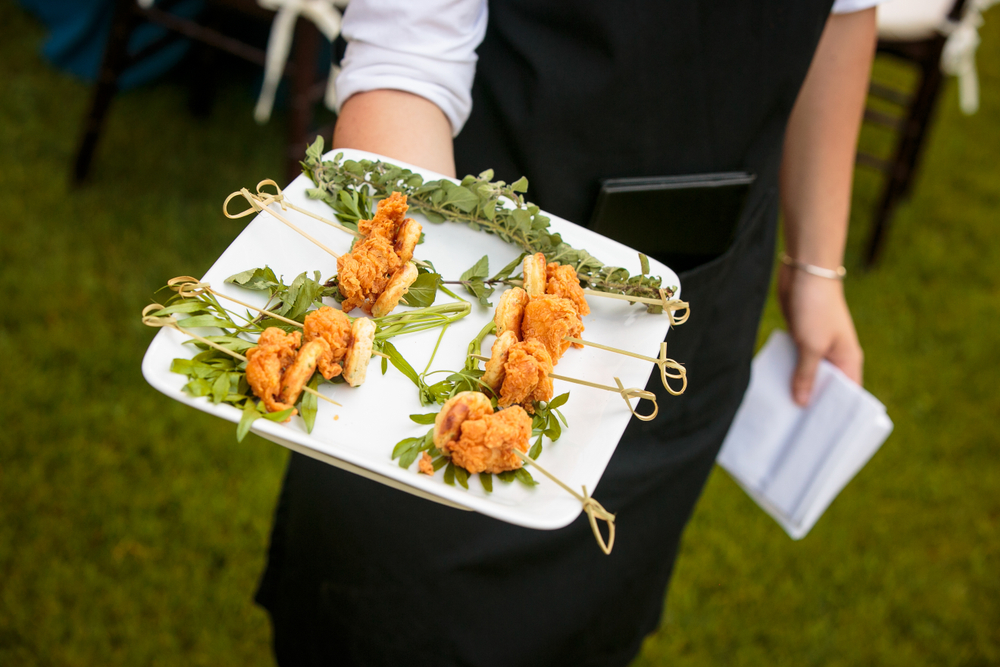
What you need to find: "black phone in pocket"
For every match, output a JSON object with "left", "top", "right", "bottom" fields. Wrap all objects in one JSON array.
[{"left": 588, "top": 172, "right": 756, "bottom": 272}]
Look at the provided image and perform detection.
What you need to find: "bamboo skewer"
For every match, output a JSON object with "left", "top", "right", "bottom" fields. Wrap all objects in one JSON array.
[
  {"left": 142, "top": 304, "right": 343, "bottom": 408},
  {"left": 223, "top": 179, "right": 431, "bottom": 268},
  {"left": 563, "top": 337, "right": 687, "bottom": 396},
  {"left": 469, "top": 354, "right": 658, "bottom": 421},
  {"left": 224, "top": 182, "right": 343, "bottom": 259},
  {"left": 226, "top": 179, "right": 361, "bottom": 237},
  {"left": 581, "top": 287, "right": 690, "bottom": 325},
  {"left": 512, "top": 449, "right": 615, "bottom": 555},
  {"left": 168, "top": 276, "right": 302, "bottom": 326}
]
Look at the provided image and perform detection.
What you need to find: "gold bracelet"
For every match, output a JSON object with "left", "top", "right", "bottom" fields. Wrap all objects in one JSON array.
[{"left": 779, "top": 252, "right": 846, "bottom": 280}]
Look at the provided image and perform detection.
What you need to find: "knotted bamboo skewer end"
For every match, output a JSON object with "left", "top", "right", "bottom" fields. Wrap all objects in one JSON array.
[{"left": 513, "top": 450, "right": 617, "bottom": 555}]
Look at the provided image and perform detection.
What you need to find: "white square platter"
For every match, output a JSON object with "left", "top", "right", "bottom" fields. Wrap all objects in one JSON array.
[{"left": 141, "top": 149, "right": 681, "bottom": 530}]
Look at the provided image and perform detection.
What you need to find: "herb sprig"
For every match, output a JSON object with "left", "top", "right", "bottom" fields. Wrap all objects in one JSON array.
[{"left": 301, "top": 138, "right": 673, "bottom": 312}]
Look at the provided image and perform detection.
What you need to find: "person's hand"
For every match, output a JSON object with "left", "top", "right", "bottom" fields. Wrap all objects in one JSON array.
[{"left": 777, "top": 264, "right": 864, "bottom": 406}]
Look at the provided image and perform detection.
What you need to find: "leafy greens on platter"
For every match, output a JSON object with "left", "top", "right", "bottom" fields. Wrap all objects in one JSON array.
[
  {"left": 150, "top": 269, "right": 471, "bottom": 442},
  {"left": 301, "top": 138, "right": 675, "bottom": 312}
]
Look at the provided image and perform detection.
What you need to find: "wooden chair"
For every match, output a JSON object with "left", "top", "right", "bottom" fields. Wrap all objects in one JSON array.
[
  {"left": 72, "top": 0, "right": 333, "bottom": 185},
  {"left": 857, "top": 0, "right": 970, "bottom": 267}
]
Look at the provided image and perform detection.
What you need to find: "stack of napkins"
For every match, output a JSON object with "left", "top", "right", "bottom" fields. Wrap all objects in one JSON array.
[{"left": 717, "top": 329, "right": 893, "bottom": 539}]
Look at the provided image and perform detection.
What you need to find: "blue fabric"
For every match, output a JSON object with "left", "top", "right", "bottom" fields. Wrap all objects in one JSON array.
[{"left": 18, "top": 0, "right": 203, "bottom": 89}]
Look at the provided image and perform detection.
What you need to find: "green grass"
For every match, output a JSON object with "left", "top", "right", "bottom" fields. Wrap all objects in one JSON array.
[{"left": 2, "top": 3, "right": 998, "bottom": 664}]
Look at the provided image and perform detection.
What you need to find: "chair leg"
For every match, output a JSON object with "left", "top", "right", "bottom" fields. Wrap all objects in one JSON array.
[
  {"left": 864, "top": 39, "right": 947, "bottom": 267},
  {"left": 188, "top": 41, "right": 217, "bottom": 118},
  {"left": 72, "top": 0, "right": 138, "bottom": 184},
  {"left": 286, "top": 17, "right": 321, "bottom": 184}
]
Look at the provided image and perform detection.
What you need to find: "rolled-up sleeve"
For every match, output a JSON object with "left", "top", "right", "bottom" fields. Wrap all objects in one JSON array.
[
  {"left": 831, "top": 0, "right": 883, "bottom": 14},
  {"left": 335, "top": 0, "right": 488, "bottom": 136}
]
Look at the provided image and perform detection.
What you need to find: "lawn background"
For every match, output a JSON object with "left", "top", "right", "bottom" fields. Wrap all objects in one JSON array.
[{"left": 1, "top": 3, "right": 997, "bottom": 664}]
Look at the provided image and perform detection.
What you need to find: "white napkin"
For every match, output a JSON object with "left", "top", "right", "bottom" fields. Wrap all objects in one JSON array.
[{"left": 717, "top": 329, "right": 893, "bottom": 539}]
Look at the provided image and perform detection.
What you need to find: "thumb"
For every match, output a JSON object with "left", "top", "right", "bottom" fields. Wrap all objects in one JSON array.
[{"left": 791, "top": 344, "right": 822, "bottom": 407}]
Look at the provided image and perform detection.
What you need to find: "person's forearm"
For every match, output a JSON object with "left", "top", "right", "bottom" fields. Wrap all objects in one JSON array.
[
  {"left": 333, "top": 90, "right": 457, "bottom": 177},
  {"left": 777, "top": 9, "right": 875, "bottom": 404},
  {"left": 780, "top": 8, "right": 877, "bottom": 268}
]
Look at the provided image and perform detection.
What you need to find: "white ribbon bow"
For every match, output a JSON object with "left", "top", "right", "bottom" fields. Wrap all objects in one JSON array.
[
  {"left": 939, "top": 0, "right": 998, "bottom": 115},
  {"left": 254, "top": 0, "right": 349, "bottom": 124}
]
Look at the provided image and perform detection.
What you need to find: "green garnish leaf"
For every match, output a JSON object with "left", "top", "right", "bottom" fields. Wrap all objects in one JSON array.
[
  {"left": 547, "top": 392, "right": 570, "bottom": 410},
  {"left": 259, "top": 408, "right": 295, "bottom": 423},
  {"left": 149, "top": 301, "right": 211, "bottom": 316},
  {"left": 440, "top": 181, "right": 480, "bottom": 212},
  {"left": 528, "top": 436, "right": 543, "bottom": 460},
  {"left": 460, "top": 255, "right": 490, "bottom": 282},
  {"left": 210, "top": 372, "right": 230, "bottom": 405},
  {"left": 392, "top": 436, "right": 423, "bottom": 460},
  {"left": 176, "top": 315, "right": 233, "bottom": 329},
  {"left": 182, "top": 378, "right": 213, "bottom": 397},
  {"left": 237, "top": 400, "right": 260, "bottom": 442},
  {"left": 409, "top": 413, "right": 438, "bottom": 425},
  {"left": 225, "top": 266, "right": 280, "bottom": 292},
  {"left": 491, "top": 252, "right": 528, "bottom": 282},
  {"left": 496, "top": 470, "right": 516, "bottom": 484},
  {"left": 381, "top": 340, "right": 421, "bottom": 387},
  {"left": 305, "top": 135, "right": 324, "bottom": 162},
  {"left": 400, "top": 272, "right": 440, "bottom": 308},
  {"left": 479, "top": 473, "right": 493, "bottom": 493},
  {"left": 454, "top": 465, "right": 470, "bottom": 489},
  {"left": 300, "top": 375, "right": 320, "bottom": 433},
  {"left": 544, "top": 416, "right": 561, "bottom": 441},
  {"left": 514, "top": 468, "right": 538, "bottom": 487}
]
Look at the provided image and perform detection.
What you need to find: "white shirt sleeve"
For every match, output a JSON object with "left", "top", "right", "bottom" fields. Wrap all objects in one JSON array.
[
  {"left": 335, "top": 0, "right": 488, "bottom": 137},
  {"left": 831, "top": 0, "right": 884, "bottom": 14}
]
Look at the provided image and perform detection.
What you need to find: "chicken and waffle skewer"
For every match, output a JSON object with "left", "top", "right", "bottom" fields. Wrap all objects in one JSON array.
[
  {"left": 465, "top": 253, "right": 677, "bottom": 420},
  {"left": 142, "top": 304, "right": 343, "bottom": 414},
  {"left": 143, "top": 303, "right": 377, "bottom": 419},
  {"left": 431, "top": 391, "right": 616, "bottom": 554},
  {"left": 148, "top": 276, "right": 471, "bottom": 427},
  {"left": 494, "top": 253, "right": 687, "bottom": 395},
  {"left": 225, "top": 182, "right": 425, "bottom": 319}
]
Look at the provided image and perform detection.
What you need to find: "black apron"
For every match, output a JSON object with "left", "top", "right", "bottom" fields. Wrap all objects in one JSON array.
[{"left": 257, "top": 2, "right": 833, "bottom": 665}]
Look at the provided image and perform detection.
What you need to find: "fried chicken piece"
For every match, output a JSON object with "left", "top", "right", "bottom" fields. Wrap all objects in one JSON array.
[
  {"left": 372, "top": 262, "right": 419, "bottom": 317},
  {"left": 498, "top": 340, "right": 554, "bottom": 412},
  {"left": 482, "top": 330, "right": 518, "bottom": 392},
  {"left": 546, "top": 262, "right": 590, "bottom": 317},
  {"left": 278, "top": 338, "right": 332, "bottom": 406},
  {"left": 434, "top": 391, "right": 494, "bottom": 450},
  {"left": 339, "top": 193, "right": 421, "bottom": 317},
  {"left": 336, "top": 235, "right": 403, "bottom": 313},
  {"left": 450, "top": 406, "right": 532, "bottom": 474},
  {"left": 521, "top": 294, "right": 584, "bottom": 363},
  {"left": 245, "top": 328, "right": 301, "bottom": 414},
  {"left": 494, "top": 287, "right": 529, "bottom": 339},
  {"left": 303, "top": 307, "right": 352, "bottom": 379},
  {"left": 393, "top": 218, "right": 422, "bottom": 265},
  {"left": 342, "top": 317, "right": 376, "bottom": 387},
  {"left": 522, "top": 252, "right": 547, "bottom": 297},
  {"left": 418, "top": 451, "right": 434, "bottom": 476},
  {"left": 358, "top": 191, "right": 409, "bottom": 242}
]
